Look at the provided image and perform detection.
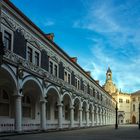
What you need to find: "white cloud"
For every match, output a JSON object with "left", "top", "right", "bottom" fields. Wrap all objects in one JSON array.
[{"left": 75, "top": 0, "right": 140, "bottom": 93}]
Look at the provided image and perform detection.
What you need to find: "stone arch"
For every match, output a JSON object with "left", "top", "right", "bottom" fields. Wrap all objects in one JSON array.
[
  {"left": 0, "top": 64, "right": 17, "bottom": 119},
  {"left": 82, "top": 100, "right": 88, "bottom": 122},
  {"left": 45, "top": 85, "right": 61, "bottom": 124},
  {"left": 22, "top": 75, "right": 44, "bottom": 98},
  {"left": 46, "top": 85, "right": 60, "bottom": 102},
  {"left": 22, "top": 76, "right": 44, "bottom": 123},
  {"left": 62, "top": 92, "right": 72, "bottom": 106},
  {"left": 1, "top": 64, "right": 17, "bottom": 89},
  {"left": 62, "top": 92, "right": 73, "bottom": 121},
  {"left": 73, "top": 97, "right": 81, "bottom": 122},
  {"left": 89, "top": 103, "right": 93, "bottom": 122}
]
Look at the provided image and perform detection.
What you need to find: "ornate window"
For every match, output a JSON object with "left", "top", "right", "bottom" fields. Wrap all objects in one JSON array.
[
  {"left": 22, "top": 95, "right": 31, "bottom": 118},
  {"left": 26, "top": 43, "right": 41, "bottom": 66},
  {"left": 64, "top": 70, "right": 71, "bottom": 84},
  {"left": 49, "top": 60, "right": 58, "bottom": 77},
  {"left": 0, "top": 89, "right": 10, "bottom": 116},
  {"left": 75, "top": 77, "right": 80, "bottom": 90}
]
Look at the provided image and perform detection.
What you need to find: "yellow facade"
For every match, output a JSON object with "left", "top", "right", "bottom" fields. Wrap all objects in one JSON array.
[{"left": 103, "top": 67, "right": 140, "bottom": 124}]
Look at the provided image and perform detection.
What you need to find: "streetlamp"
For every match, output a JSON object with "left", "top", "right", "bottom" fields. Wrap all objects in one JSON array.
[
  {"left": 115, "top": 102, "right": 118, "bottom": 129},
  {"left": 139, "top": 103, "right": 140, "bottom": 129}
]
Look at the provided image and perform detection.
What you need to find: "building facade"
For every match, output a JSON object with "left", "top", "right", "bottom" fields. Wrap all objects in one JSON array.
[
  {"left": 104, "top": 68, "right": 140, "bottom": 124},
  {"left": 0, "top": 1, "right": 116, "bottom": 132}
]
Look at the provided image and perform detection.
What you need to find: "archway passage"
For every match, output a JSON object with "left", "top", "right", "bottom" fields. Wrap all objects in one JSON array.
[
  {"left": 0, "top": 67, "right": 17, "bottom": 132},
  {"left": 132, "top": 115, "right": 136, "bottom": 124},
  {"left": 22, "top": 79, "right": 43, "bottom": 131},
  {"left": 118, "top": 114, "right": 124, "bottom": 124},
  {"left": 46, "top": 87, "right": 60, "bottom": 129},
  {"left": 73, "top": 98, "right": 80, "bottom": 127}
]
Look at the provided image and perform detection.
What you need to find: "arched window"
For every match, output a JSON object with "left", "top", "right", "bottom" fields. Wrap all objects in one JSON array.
[
  {"left": 0, "top": 89, "right": 10, "bottom": 116},
  {"left": 22, "top": 95, "right": 31, "bottom": 118}
]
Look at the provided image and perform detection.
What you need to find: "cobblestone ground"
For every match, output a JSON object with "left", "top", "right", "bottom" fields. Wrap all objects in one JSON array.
[{"left": 0, "top": 125, "right": 140, "bottom": 140}]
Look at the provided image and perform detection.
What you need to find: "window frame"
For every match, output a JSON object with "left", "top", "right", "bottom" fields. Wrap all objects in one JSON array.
[
  {"left": 26, "top": 43, "right": 41, "bottom": 66},
  {"left": 1, "top": 24, "right": 14, "bottom": 51},
  {"left": 49, "top": 59, "right": 59, "bottom": 77},
  {"left": 75, "top": 77, "right": 80, "bottom": 90},
  {"left": 64, "top": 69, "right": 71, "bottom": 84}
]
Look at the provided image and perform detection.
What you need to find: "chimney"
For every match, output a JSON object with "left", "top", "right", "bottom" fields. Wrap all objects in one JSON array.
[
  {"left": 70, "top": 57, "right": 77, "bottom": 63},
  {"left": 45, "top": 33, "right": 54, "bottom": 41},
  {"left": 86, "top": 71, "right": 91, "bottom": 76}
]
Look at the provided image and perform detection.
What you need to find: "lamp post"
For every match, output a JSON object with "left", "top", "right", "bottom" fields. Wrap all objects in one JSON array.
[
  {"left": 115, "top": 102, "right": 118, "bottom": 129},
  {"left": 139, "top": 103, "right": 140, "bottom": 129}
]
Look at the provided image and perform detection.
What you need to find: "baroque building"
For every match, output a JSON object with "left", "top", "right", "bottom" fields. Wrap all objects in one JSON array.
[
  {"left": 0, "top": 1, "right": 116, "bottom": 132},
  {"left": 104, "top": 67, "right": 140, "bottom": 124}
]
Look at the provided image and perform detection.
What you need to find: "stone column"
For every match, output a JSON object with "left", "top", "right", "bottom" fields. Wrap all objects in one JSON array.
[
  {"left": 91, "top": 110, "right": 94, "bottom": 126},
  {"left": 70, "top": 106, "right": 74, "bottom": 128},
  {"left": 79, "top": 108, "right": 83, "bottom": 127},
  {"left": 40, "top": 99, "right": 47, "bottom": 130},
  {"left": 15, "top": 95, "right": 22, "bottom": 132},
  {"left": 58, "top": 103, "right": 63, "bottom": 129}
]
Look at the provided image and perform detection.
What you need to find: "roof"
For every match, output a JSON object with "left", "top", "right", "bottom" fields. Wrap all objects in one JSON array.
[
  {"left": 107, "top": 67, "right": 112, "bottom": 73},
  {"left": 131, "top": 90, "right": 140, "bottom": 95}
]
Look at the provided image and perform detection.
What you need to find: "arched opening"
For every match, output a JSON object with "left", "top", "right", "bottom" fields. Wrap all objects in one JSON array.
[
  {"left": 0, "top": 67, "right": 17, "bottom": 132},
  {"left": 89, "top": 104, "right": 92, "bottom": 126},
  {"left": 118, "top": 114, "right": 124, "bottom": 124},
  {"left": 46, "top": 87, "right": 60, "bottom": 129},
  {"left": 94, "top": 106, "right": 97, "bottom": 125},
  {"left": 22, "top": 79, "right": 43, "bottom": 130},
  {"left": 62, "top": 93, "right": 72, "bottom": 128},
  {"left": 73, "top": 98, "right": 80, "bottom": 127},
  {"left": 82, "top": 102, "right": 87, "bottom": 126},
  {"left": 132, "top": 115, "right": 136, "bottom": 124}
]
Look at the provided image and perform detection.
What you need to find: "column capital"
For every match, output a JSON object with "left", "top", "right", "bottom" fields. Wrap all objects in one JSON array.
[
  {"left": 40, "top": 99, "right": 47, "bottom": 103},
  {"left": 70, "top": 106, "right": 74, "bottom": 109},
  {"left": 57, "top": 103, "right": 63, "bottom": 107},
  {"left": 79, "top": 107, "right": 83, "bottom": 111}
]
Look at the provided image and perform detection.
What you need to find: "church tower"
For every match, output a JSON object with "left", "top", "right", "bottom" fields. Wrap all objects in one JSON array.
[
  {"left": 106, "top": 67, "right": 112, "bottom": 82},
  {"left": 103, "top": 67, "right": 118, "bottom": 96}
]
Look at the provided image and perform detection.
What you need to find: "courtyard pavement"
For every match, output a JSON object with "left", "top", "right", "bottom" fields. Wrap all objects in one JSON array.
[{"left": 0, "top": 124, "right": 140, "bottom": 140}]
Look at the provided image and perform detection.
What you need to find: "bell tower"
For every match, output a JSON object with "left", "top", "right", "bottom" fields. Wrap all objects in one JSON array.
[{"left": 106, "top": 67, "right": 112, "bottom": 82}]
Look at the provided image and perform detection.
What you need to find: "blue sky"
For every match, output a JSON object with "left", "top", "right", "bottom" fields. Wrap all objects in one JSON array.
[{"left": 11, "top": 0, "right": 140, "bottom": 93}]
